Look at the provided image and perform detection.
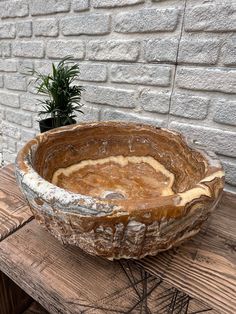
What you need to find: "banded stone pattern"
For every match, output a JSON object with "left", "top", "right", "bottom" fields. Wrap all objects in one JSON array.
[{"left": 0, "top": 0, "right": 235, "bottom": 192}]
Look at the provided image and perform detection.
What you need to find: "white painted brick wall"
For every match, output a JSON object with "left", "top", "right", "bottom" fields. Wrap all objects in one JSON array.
[{"left": 0, "top": 0, "right": 235, "bottom": 192}]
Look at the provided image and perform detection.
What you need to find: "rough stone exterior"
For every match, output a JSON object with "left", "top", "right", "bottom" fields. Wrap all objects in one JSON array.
[{"left": 0, "top": 0, "right": 235, "bottom": 192}]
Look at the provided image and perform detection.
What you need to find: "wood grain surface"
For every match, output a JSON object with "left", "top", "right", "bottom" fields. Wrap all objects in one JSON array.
[
  {"left": 0, "top": 165, "right": 33, "bottom": 241},
  {"left": 0, "top": 219, "right": 219, "bottom": 314},
  {"left": 138, "top": 192, "right": 236, "bottom": 314}
]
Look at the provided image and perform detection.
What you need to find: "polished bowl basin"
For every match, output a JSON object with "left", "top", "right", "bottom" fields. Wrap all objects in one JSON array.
[{"left": 15, "top": 122, "right": 225, "bottom": 259}]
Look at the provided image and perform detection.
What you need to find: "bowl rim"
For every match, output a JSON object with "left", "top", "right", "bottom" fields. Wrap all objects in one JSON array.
[{"left": 15, "top": 121, "right": 225, "bottom": 218}]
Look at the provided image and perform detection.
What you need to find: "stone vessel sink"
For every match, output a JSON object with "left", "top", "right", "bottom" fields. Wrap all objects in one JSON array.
[{"left": 15, "top": 122, "right": 225, "bottom": 260}]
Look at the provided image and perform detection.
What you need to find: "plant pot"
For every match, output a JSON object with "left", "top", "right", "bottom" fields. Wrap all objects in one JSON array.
[{"left": 39, "top": 117, "right": 76, "bottom": 133}]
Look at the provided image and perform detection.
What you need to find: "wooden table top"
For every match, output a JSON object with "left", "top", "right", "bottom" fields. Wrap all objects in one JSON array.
[{"left": 0, "top": 165, "right": 235, "bottom": 314}]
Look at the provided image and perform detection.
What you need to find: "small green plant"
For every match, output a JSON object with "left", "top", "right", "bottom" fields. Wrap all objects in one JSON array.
[{"left": 33, "top": 56, "right": 84, "bottom": 129}]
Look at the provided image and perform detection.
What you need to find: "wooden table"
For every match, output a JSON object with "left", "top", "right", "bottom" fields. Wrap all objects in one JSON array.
[{"left": 0, "top": 165, "right": 235, "bottom": 314}]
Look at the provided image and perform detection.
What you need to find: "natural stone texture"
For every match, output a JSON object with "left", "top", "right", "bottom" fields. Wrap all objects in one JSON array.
[
  {"left": 176, "top": 67, "right": 236, "bottom": 94},
  {"left": 0, "top": 59, "right": 17, "bottom": 72},
  {"left": 0, "top": 41, "right": 11, "bottom": 57},
  {"left": 2, "top": 121, "right": 21, "bottom": 139},
  {"left": 170, "top": 122, "right": 236, "bottom": 158},
  {"left": 185, "top": 4, "right": 236, "bottom": 32},
  {"left": 111, "top": 64, "right": 172, "bottom": 86},
  {"left": 76, "top": 105, "right": 100, "bottom": 122},
  {"left": 18, "top": 60, "right": 34, "bottom": 75},
  {"left": 222, "top": 36, "right": 236, "bottom": 66},
  {"left": 13, "top": 41, "right": 44, "bottom": 58},
  {"left": 61, "top": 14, "right": 110, "bottom": 36},
  {"left": 84, "top": 86, "right": 136, "bottom": 108},
  {"left": 0, "top": 92, "right": 19, "bottom": 108},
  {"left": 0, "top": 0, "right": 28, "bottom": 18},
  {"left": 0, "top": 23, "right": 15, "bottom": 39},
  {"left": 101, "top": 109, "right": 166, "bottom": 127},
  {"left": 0, "top": 75, "right": 3, "bottom": 88},
  {"left": 21, "top": 129, "right": 36, "bottom": 142},
  {"left": 87, "top": 40, "right": 140, "bottom": 61},
  {"left": 30, "top": 0, "right": 70, "bottom": 16},
  {"left": 222, "top": 159, "right": 236, "bottom": 186},
  {"left": 139, "top": 90, "right": 170, "bottom": 114},
  {"left": 144, "top": 38, "right": 178, "bottom": 63},
  {"left": 79, "top": 63, "right": 107, "bottom": 82},
  {"left": 47, "top": 40, "right": 84, "bottom": 59},
  {"left": 6, "top": 109, "right": 32, "bottom": 128},
  {"left": 34, "top": 18, "right": 58, "bottom": 37},
  {"left": 16, "top": 21, "right": 32, "bottom": 38},
  {"left": 72, "top": 0, "right": 89, "bottom": 12},
  {"left": 178, "top": 38, "right": 220, "bottom": 64},
  {"left": 15, "top": 122, "right": 224, "bottom": 259},
  {"left": 4, "top": 75, "right": 27, "bottom": 91},
  {"left": 93, "top": 0, "right": 144, "bottom": 8},
  {"left": 170, "top": 94, "right": 209, "bottom": 120},
  {"left": 20, "top": 93, "right": 38, "bottom": 112},
  {"left": 213, "top": 100, "right": 236, "bottom": 126},
  {"left": 114, "top": 8, "right": 179, "bottom": 33}
]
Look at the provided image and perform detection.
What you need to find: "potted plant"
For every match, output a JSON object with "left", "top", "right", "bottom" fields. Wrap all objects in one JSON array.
[{"left": 32, "top": 56, "right": 84, "bottom": 133}]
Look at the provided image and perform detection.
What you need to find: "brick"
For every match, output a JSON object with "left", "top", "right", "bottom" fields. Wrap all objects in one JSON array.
[
  {"left": 101, "top": 109, "right": 166, "bottom": 127},
  {"left": 111, "top": 64, "right": 172, "bottom": 86},
  {"left": 76, "top": 105, "right": 100, "bottom": 122},
  {"left": 72, "top": 0, "right": 89, "bottom": 12},
  {"left": 0, "top": 91, "right": 19, "bottom": 108},
  {"left": 20, "top": 94, "right": 38, "bottom": 112},
  {"left": 4, "top": 75, "right": 27, "bottom": 91},
  {"left": 170, "top": 122, "right": 236, "bottom": 158},
  {"left": 47, "top": 40, "right": 84, "bottom": 59},
  {"left": 13, "top": 41, "right": 44, "bottom": 58},
  {"left": 0, "top": 75, "right": 3, "bottom": 88},
  {"left": 18, "top": 60, "right": 34, "bottom": 75},
  {"left": 21, "top": 129, "right": 36, "bottom": 142},
  {"left": 139, "top": 90, "right": 170, "bottom": 114},
  {"left": 0, "top": 0, "right": 28, "bottom": 18},
  {"left": 87, "top": 40, "right": 139, "bottom": 61},
  {"left": 84, "top": 86, "right": 136, "bottom": 108},
  {"left": 185, "top": 4, "right": 236, "bottom": 32},
  {"left": 213, "top": 100, "right": 236, "bottom": 126},
  {"left": 7, "top": 137, "right": 17, "bottom": 152},
  {"left": 34, "top": 60, "right": 53, "bottom": 75},
  {"left": 2, "top": 150, "right": 17, "bottom": 163},
  {"left": 30, "top": 0, "right": 70, "bottom": 16},
  {"left": 2, "top": 121, "right": 21, "bottom": 139},
  {"left": 0, "top": 41, "right": 11, "bottom": 57},
  {"left": 0, "top": 59, "right": 17, "bottom": 72},
  {"left": 79, "top": 63, "right": 107, "bottom": 82},
  {"left": 6, "top": 109, "right": 32, "bottom": 128},
  {"left": 61, "top": 14, "right": 110, "bottom": 36},
  {"left": 16, "top": 21, "right": 32, "bottom": 38},
  {"left": 93, "top": 0, "right": 144, "bottom": 8},
  {"left": 176, "top": 67, "right": 236, "bottom": 94},
  {"left": 144, "top": 38, "right": 178, "bottom": 63},
  {"left": 0, "top": 23, "right": 15, "bottom": 39},
  {"left": 114, "top": 8, "right": 179, "bottom": 33},
  {"left": 27, "top": 78, "right": 39, "bottom": 94},
  {"left": 178, "top": 38, "right": 220, "bottom": 64},
  {"left": 221, "top": 159, "right": 236, "bottom": 186},
  {"left": 34, "top": 18, "right": 58, "bottom": 37},
  {"left": 222, "top": 37, "right": 236, "bottom": 66},
  {"left": 170, "top": 93, "right": 209, "bottom": 120}
]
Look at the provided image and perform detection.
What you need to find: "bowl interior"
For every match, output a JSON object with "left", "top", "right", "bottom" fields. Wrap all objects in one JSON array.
[{"left": 32, "top": 123, "right": 207, "bottom": 200}]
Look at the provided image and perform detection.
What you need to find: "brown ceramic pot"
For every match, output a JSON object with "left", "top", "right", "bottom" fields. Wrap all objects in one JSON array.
[{"left": 15, "top": 122, "right": 225, "bottom": 260}]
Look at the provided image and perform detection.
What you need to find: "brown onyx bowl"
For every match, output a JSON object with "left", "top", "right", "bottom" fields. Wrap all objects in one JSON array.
[{"left": 15, "top": 122, "right": 225, "bottom": 260}]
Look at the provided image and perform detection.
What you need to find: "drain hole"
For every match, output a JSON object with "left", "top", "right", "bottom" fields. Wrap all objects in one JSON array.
[{"left": 102, "top": 191, "right": 126, "bottom": 200}]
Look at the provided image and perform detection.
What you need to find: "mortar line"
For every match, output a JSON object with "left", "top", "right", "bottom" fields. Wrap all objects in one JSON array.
[{"left": 167, "top": 0, "right": 188, "bottom": 129}]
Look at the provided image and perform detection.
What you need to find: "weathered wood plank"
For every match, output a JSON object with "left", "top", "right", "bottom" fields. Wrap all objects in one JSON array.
[
  {"left": 138, "top": 192, "right": 236, "bottom": 314},
  {"left": 0, "top": 164, "right": 33, "bottom": 241},
  {"left": 0, "top": 271, "right": 32, "bottom": 314},
  {"left": 23, "top": 301, "right": 49, "bottom": 314},
  {"left": 0, "top": 220, "right": 217, "bottom": 314}
]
